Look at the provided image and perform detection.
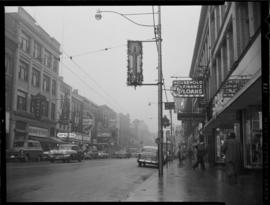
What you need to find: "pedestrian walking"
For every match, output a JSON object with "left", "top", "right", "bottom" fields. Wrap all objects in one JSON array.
[
  {"left": 192, "top": 135, "right": 207, "bottom": 171},
  {"left": 177, "top": 144, "right": 182, "bottom": 167},
  {"left": 222, "top": 132, "right": 242, "bottom": 185}
]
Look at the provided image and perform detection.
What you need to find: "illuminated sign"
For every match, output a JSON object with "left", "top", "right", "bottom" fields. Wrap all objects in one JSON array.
[
  {"left": 171, "top": 80, "right": 204, "bottom": 97},
  {"left": 127, "top": 40, "right": 143, "bottom": 86}
]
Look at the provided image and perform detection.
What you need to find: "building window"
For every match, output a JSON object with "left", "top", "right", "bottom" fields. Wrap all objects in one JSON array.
[
  {"left": 52, "top": 79, "right": 56, "bottom": 96},
  {"left": 51, "top": 103, "right": 55, "bottom": 120},
  {"left": 210, "top": 11, "right": 216, "bottom": 48},
  {"left": 17, "top": 90, "right": 27, "bottom": 111},
  {"left": 251, "top": 2, "right": 261, "bottom": 33},
  {"left": 33, "top": 41, "right": 42, "bottom": 62},
  {"left": 216, "top": 52, "right": 222, "bottom": 88},
  {"left": 237, "top": 2, "right": 250, "bottom": 55},
  {"left": 31, "top": 68, "right": 40, "bottom": 88},
  {"left": 19, "top": 31, "right": 30, "bottom": 53},
  {"left": 221, "top": 39, "right": 228, "bottom": 80},
  {"left": 30, "top": 95, "right": 35, "bottom": 113},
  {"left": 43, "top": 75, "right": 50, "bottom": 92},
  {"left": 42, "top": 100, "right": 49, "bottom": 117},
  {"left": 44, "top": 49, "right": 52, "bottom": 68},
  {"left": 5, "top": 54, "right": 11, "bottom": 74},
  {"left": 227, "top": 22, "right": 234, "bottom": 70},
  {"left": 18, "top": 61, "right": 29, "bottom": 81},
  {"left": 216, "top": 6, "right": 221, "bottom": 34},
  {"left": 53, "top": 57, "right": 59, "bottom": 73}
]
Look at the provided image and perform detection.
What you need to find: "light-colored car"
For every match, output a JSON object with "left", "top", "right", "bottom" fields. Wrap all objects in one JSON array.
[
  {"left": 48, "top": 144, "right": 84, "bottom": 163},
  {"left": 97, "top": 151, "right": 109, "bottom": 159},
  {"left": 137, "top": 146, "right": 158, "bottom": 167},
  {"left": 6, "top": 140, "right": 43, "bottom": 162}
]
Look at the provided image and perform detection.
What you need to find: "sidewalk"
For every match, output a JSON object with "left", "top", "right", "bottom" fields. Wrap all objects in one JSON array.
[{"left": 125, "top": 159, "right": 262, "bottom": 204}]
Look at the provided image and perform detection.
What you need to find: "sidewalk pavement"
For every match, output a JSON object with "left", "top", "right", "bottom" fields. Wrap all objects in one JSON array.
[{"left": 125, "top": 159, "right": 262, "bottom": 204}]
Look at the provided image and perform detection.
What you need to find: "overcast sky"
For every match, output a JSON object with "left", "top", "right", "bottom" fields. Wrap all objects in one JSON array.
[{"left": 5, "top": 6, "right": 201, "bottom": 133}]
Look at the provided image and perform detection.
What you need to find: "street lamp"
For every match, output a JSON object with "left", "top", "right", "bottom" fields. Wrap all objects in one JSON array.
[{"left": 95, "top": 7, "right": 164, "bottom": 177}]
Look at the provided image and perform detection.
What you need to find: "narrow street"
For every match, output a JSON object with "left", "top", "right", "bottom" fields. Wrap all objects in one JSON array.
[{"left": 6, "top": 158, "right": 156, "bottom": 202}]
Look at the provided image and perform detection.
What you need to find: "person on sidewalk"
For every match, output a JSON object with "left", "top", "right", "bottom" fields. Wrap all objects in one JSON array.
[
  {"left": 222, "top": 132, "right": 242, "bottom": 185},
  {"left": 177, "top": 144, "right": 183, "bottom": 167},
  {"left": 192, "top": 135, "right": 207, "bottom": 171}
]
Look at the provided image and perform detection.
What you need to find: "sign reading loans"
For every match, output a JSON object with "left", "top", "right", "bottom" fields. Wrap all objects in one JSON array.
[{"left": 171, "top": 80, "right": 204, "bottom": 97}]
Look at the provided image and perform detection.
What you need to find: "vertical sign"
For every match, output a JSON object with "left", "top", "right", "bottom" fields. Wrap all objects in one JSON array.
[{"left": 127, "top": 40, "right": 143, "bottom": 86}]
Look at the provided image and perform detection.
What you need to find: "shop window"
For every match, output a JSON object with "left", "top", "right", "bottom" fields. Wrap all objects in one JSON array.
[
  {"left": 17, "top": 90, "right": 27, "bottom": 111},
  {"left": 243, "top": 109, "right": 262, "bottom": 169},
  {"left": 18, "top": 61, "right": 29, "bottom": 82},
  {"left": 30, "top": 95, "right": 35, "bottom": 113},
  {"left": 50, "top": 128, "right": 55, "bottom": 137}
]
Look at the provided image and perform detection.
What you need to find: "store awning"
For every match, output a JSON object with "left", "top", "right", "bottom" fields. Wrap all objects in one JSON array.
[{"left": 203, "top": 72, "right": 261, "bottom": 134}]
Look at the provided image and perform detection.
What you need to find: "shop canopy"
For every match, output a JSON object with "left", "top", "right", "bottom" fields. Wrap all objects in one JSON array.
[{"left": 203, "top": 72, "right": 261, "bottom": 134}]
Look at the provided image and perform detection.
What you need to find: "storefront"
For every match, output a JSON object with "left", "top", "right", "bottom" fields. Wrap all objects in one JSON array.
[{"left": 203, "top": 73, "right": 262, "bottom": 169}]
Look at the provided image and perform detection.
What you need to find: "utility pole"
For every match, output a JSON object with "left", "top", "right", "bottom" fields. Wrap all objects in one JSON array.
[{"left": 157, "top": 6, "right": 163, "bottom": 177}]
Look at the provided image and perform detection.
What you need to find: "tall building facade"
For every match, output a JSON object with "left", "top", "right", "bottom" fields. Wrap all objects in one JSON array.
[
  {"left": 5, "top": 7, "right": 62, "bottom": 150},
  {"left": 183, "top": 2, "right": 262, "bottom": 170}
]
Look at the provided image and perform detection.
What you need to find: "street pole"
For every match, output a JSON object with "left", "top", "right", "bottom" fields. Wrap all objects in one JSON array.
[
  {"left": 157, "top": 6, "right": 163, "bottom": 177},
  {"left": 170, "top": 109, "right": 173, "bottom": 160}
]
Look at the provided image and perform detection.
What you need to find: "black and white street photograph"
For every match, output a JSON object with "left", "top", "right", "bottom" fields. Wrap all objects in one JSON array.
[{"left": 3, "top": 2, "right": 269, "bottom": 204}]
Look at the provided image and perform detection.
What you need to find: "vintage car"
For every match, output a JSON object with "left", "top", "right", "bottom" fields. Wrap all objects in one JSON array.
[
  {"left": 84, "top": 150, "right": 99, "bottom": 159},
  {"left": 6, "top": 140, "right": 43, "bottom": 162},
  {"left": 97, "top": 151, "right": 109, "bottom": 159},
  {"left": 113, "top": 150, "right": 129, "bottom": 158},
  {"left": 47, "top": 144, "right": 84, "bottom": 163},
  {"left": 137, "top": 146, "right": 158, "bottom": 167}
]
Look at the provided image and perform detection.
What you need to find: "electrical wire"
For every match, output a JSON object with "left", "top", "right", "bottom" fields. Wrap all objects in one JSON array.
[
  {"left": 61, "top": 61, "right": 124, "bottom": 114},
  {"left": 61, "top": 49, "right": 130, "bottom": 114}
]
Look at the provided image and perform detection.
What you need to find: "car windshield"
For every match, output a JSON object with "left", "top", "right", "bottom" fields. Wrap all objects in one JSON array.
[
  {"left": 142, "top": 147, "right": 157, "bottom": 153},
  {"left": 13, "top": 142, "right": 24, "bottom": 148}
]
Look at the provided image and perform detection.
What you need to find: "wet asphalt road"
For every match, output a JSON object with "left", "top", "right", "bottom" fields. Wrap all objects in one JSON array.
[{"left": 6, "top": 158, "right": 157, "bottom": 202}]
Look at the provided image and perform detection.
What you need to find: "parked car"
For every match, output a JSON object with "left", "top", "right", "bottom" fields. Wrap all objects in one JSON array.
[
  {"left": 127, "top": 148, "right": 139, "bottom": 158},
  {"left": 84, "top": 150, "right": 98, "bottom": 159},
  {"left": 97, "top": 151, "right": 109, "bottom": 159},
  {"left": 137, "top": 146, "right": 158, "bottom": 167},
  {"left": 113, "top": 150, "right": 129, "bottom": 158},
  {"left": 47, "top": 144, "right": 84, "bottom": 163},
  {"left": 6, "top": 140, "right": 43, "bottom": 162}
]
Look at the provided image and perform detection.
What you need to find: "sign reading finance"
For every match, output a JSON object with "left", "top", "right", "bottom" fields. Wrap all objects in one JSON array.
[
  {"left": 127, "top": 40, "right": 143, "bottom": 86},
  {"left": 171, "top": 80, "right": 204, "bottom": 97}
]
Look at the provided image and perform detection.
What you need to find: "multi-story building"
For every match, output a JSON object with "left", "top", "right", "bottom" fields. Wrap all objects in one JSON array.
[
  {"left": 5, "top": 12, "right": 18, "bottom": 148},
  {"left": 5, "top": 7, "right": 62, "bottom": 150},
  {"left": 183, "top": 2, "right": 262, "bottom": 170},
  {"left": 95, "top": 105, "right": 118, "bottom": 152},
  {"left": 117, "top": 113, "right": 131, "bottom": 149},
  {"left": 56, "top": 77, "right": 72, "bottom": 137}
]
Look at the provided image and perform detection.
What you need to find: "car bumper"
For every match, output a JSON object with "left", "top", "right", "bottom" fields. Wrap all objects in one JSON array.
[{"left": 137, "top": 159, "right": 158, "bottom": 165}]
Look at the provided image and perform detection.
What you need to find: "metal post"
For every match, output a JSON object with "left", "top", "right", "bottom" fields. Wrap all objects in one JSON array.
[
  {"left": 170, "top": 109, "right": 173, "bottom": 161},
  {"left": 157, "top": 6, "right": 163, "bottom": 177}
]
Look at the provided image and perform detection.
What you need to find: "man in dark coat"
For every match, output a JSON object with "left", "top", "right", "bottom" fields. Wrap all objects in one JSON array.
[
  {"left": 192, "top": 135, "right": 207, "bottom": 171},
  {"left": 222, "top": 132, "right": 242, "bottom": 184}
]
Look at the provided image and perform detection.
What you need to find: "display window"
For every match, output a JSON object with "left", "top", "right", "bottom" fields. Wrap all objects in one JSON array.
[
  {"left": 215, "top": 127, "right": 234, "bottom": 163},
  {"left": 243, "top": 109, "right": 262, "bottom": 169}
]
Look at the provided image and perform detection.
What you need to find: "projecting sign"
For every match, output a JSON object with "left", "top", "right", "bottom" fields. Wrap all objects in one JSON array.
[
  {"left": 177, "top": 112, "right": 205, "bottom": 121},
  {"left": 222, "top": 78, "right": 249, "bottom": 98},
  {"left": 171, "top": 80, "right": 204, "bottom": 97},
  {"left": 127, "top": 40, "right": 143, "bottom": 86}
]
